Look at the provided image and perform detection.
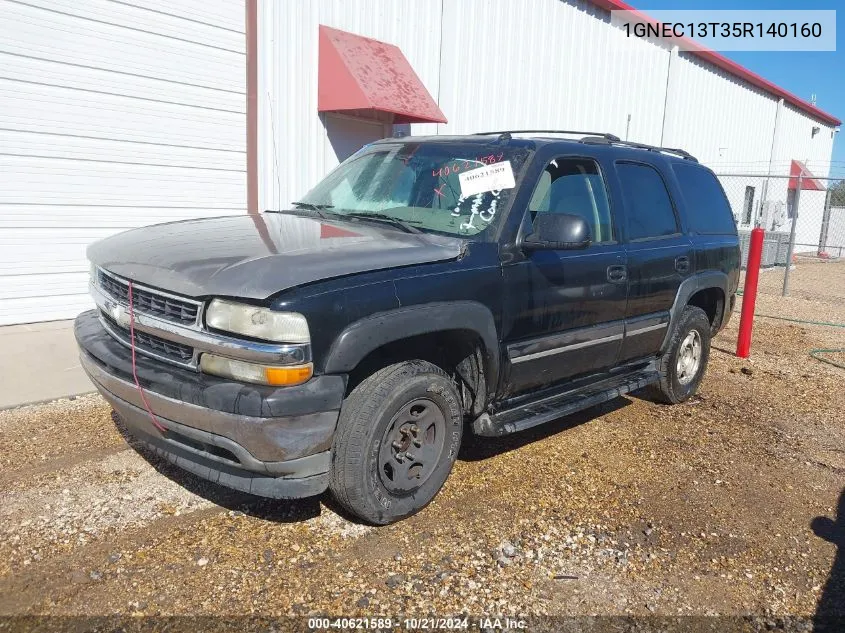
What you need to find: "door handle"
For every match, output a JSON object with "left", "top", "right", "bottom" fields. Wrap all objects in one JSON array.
[
  {"left": 607, "top": 264, "right": 627, "bottom": 283},
  {"left": 675, "top": 256, "right": 691, "bottom": 274}
]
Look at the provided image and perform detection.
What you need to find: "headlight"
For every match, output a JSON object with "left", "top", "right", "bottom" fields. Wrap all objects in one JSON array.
[
  {"left": 200, "top": 354, "right": 313, "bottom": 386},
  {"left": 205, "top": 299, "right": 310, "bottom": 343}
]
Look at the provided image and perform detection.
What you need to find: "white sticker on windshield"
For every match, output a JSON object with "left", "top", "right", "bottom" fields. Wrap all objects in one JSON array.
[{"left": 458, "top": 161, "right": 515, "bottom": 197}]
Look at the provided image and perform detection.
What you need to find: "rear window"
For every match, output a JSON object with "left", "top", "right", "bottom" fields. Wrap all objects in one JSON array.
[{"left": 672, "top": 164, "right": 737, "bottom": 235}]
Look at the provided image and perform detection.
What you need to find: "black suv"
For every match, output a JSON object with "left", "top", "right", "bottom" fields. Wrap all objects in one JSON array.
[{"left": 75, "top": 131, "right": 740, "bottom": 524}]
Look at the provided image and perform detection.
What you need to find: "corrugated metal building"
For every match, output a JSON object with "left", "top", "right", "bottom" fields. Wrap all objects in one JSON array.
[
  {"left": 0, "top": 0, "right": 247, "bottom": 325},
  {"left": 0, "top": 0, "right": 840, "bottom": 325}
]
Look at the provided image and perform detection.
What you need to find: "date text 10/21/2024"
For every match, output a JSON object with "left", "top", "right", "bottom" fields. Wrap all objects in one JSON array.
[{"left": 307, "top": 616, "right": 528, "bottom": 630}]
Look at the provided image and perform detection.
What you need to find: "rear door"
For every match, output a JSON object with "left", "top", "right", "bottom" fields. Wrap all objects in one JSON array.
[
  {"left": 671, "top": 162, "right": 741, "bottom": 290},
  {"left": 613, "top": 160, "right": 693, "bottom": 362},
  {"left": 502, "top": 154, "right": 627, "bottom": 394}
]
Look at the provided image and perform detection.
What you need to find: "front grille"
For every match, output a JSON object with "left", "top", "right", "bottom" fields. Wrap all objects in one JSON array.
[
  {"left": 101, "top": 312, "right": 195, "bottom": 364},
  {"left": 98, "top": 270, "right": 199, "bottom": 325}
]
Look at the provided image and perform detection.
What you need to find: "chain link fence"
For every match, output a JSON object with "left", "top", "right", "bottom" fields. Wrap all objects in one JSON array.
[
  {"left": 715, "top": 171, "right": 845, "bottom": 298},
  {"left": 716, "top": 171, "right": 844, "bottom": 373}
]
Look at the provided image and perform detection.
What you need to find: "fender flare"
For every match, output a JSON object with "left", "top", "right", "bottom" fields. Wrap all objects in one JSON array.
[
  {"left": 660, "top": 271, "right": 729, "bottom": 352},
  {"left": 323, "top": 301, "right": 500, "bottom": 393}
]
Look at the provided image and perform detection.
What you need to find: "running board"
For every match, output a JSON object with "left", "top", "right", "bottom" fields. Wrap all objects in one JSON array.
[{"left": 473, "top": 368, "right": 659, "bottom": 437}]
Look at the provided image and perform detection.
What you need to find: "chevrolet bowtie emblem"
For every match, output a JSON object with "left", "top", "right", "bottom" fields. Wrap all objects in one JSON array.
[{"left": 109, "top": 302, "right": 131, "bottom": 328}]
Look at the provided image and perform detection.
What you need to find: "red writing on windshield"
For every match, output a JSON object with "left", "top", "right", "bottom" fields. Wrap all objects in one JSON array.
[{"left": 431, "top": 153, "right": 504, "bottom": 178}]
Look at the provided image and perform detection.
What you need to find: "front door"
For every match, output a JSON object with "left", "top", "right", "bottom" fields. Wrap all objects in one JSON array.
[
  {"left": 502, "top": 156, "right": 627, "bottom": 395},
  {"left": 612, "top": 160, "right": 693, "bottom": 362}
]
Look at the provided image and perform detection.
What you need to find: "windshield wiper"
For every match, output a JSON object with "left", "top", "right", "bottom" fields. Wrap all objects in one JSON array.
[
  {"left": 285, "top": 201, "right": 335, "bottom": 218},
  {"left": 291, "top": 201, "right": 334, "bottom": 210},
  {"left": 342, "top": 212, "right": 422, "bottom": 234}
]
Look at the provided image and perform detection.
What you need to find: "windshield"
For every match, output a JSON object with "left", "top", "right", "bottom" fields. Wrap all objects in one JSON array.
[{"left": 298, "top": 141, "right": 531, "bottom": 238}]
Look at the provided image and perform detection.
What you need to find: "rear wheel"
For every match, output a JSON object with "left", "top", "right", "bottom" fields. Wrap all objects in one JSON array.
[
  {"left": 651, "top": 305, "right": 711, "bottom": 404},
  {"left": 329, "top": 361, "right": 463, "bottom": 524}
]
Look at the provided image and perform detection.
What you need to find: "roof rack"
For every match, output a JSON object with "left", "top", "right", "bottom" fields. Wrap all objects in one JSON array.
[
  {"left": 580, "top": 136, "right": 698, "bottom": 161},
  {"left": 473, "top": 129, "right": 698, "bottom": 162},
  {"left": 660, "top": 146, "right": 698, "bottom": 161},
  {"left": 474, "top": 130, "right": 621, "bottom": 142}
]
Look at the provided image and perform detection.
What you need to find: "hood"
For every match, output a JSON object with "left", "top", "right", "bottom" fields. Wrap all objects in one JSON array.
[{"left": 87, "top": 213, "right": 465, "bottom": 299}]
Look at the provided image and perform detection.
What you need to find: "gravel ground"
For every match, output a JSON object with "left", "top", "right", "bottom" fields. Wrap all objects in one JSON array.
[{"left": 1, "top": 260, "right": 843, "bottom": 628}]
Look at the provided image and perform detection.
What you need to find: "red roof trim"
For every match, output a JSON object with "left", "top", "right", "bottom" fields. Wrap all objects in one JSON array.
[{"left": 588, "top": 0, "right": 841, "bottom": 127}]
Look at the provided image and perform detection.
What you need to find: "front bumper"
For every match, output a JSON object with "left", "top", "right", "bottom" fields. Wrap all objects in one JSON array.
[{"left": 75, "top": 310, "right": 346, "bottom": 499}]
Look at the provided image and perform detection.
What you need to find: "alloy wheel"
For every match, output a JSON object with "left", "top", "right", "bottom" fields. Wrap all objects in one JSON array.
[{"left": 676, "top": 329, "right": 702, "bottom": 385}]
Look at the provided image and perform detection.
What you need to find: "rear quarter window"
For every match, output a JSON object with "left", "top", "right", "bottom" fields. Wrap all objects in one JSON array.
[
  {"left": 615, "top": 161, "right": 679, "bottom": 240},
  {"left": 672, "top": 164, "right": 738, "bottom": 235}
]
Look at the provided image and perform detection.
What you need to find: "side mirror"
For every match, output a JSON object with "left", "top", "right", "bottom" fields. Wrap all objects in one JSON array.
[{"left": 523, "top": 213, "right": 591, "bottom": 250}]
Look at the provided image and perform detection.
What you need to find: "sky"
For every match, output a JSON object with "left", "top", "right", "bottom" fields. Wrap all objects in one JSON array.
[{"left": 640, "top": 0, "right": 843, "bottom": 178}]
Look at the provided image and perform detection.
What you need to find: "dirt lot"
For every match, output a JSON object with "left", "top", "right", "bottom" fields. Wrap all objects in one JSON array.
[{"left": 1, "top": 259, "right": 843, "bottom": 629}]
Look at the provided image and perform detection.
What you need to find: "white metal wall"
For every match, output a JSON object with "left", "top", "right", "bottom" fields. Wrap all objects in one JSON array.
[
  {"left": 257, "top": 0, "right": 443, "bottom": 212},
  {"left": 259, "top": 0, "right": 670, "bottom": 207},
  {"left": 437, "top": 0, "right": 670, "bottom": 143},
  {"left": 771, "top": 106, "right": 835, "bottom": 251},
  {"left": 0, "top": 0, "right": 246, "bottom": 325},
  {"left": 773, "top": 103, "right": 836, "bottom": 178},
  {"left": 663, "top": 51, "right": 780, "bottom": 170},
  {"left": 260, "top": 0, "right": 837, "bottom": 214}
]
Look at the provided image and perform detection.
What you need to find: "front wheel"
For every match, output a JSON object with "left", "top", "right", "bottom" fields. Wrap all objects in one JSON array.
[
  {"left": 651, "top": 305, "right": 711, "bottom": 404},
  {"left": 329, "top": 360, "right": 464, "bottom": 525}
]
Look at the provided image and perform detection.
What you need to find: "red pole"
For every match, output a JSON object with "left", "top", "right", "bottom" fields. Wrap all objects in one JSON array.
[{"left": 736, "top": 227, "right": 765, "bottom": 358}]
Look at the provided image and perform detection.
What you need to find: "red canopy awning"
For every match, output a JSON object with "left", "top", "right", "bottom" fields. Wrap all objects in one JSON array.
[
  {"left": 789, "top": 160, "right": 826, "bottom": 191},
  {"left": 317, "top": 25, "right": 447, "bottom": 125}
]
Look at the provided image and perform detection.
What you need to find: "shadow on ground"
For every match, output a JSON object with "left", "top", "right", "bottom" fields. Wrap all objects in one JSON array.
[
  {"left": 812, "top": 487, "right": 845, "bottom": 631},
  {"left": 112, "top": 415, "right": 321, "bottom": 524},
  {"left": 459, "top": 397, "right": 633, "bottom": 461},
  {"left": 113, "top": 396, "right": 635, "bottom": 525}
]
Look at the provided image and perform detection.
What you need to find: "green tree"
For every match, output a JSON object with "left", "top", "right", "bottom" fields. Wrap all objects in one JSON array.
[{"left": 831, "top": 179, "right": 845, "bottom": 207}]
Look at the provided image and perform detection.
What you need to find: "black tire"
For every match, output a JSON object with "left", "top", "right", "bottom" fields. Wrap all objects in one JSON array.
[
  {"left": 651, "top": 305, "right": 711, "bottom": 404},
  {"left": 329, "top": 360, "right": 463, "bottom": 525}
]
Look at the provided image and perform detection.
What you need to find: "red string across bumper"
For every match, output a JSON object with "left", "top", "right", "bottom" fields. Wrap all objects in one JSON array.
[{"left": 127, "top": 280, "right": 166, "bottom": 433}]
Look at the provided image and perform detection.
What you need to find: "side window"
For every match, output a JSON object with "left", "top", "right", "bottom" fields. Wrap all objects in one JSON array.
[
  {"left": 615, "top": 162, "right": 678, "bottom": 240},
  {"left": 672, "top": 163, "right": 739, "bottom": 234},
  {"left": 528, "top": 158, "right": 614, "bottom": 243}
]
